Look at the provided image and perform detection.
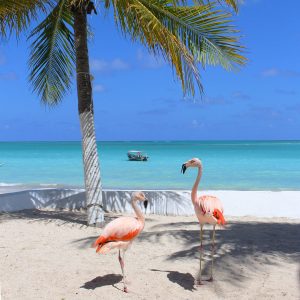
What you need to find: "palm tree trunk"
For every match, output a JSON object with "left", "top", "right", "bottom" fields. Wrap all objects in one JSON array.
[{"left": 73, "top": 4, "right": 104, "bottom": 226}]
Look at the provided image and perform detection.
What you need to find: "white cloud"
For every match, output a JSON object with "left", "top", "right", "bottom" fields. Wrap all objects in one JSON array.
[
  {"left": 262, "top": 68, "right": 279, "bottom": 77},
  {"left": 203, "top": 96, "right": 226, "bottom": 105},
  {"left": 90, "top": 58, "right": 129, "bottom": 72},
  {"left": 192, "top": 119, "right": 203, "bottom": 128},
  {"left": 239, "top": 0, "right": 262, "bottom": 5},
  {"left": 0, "top": 72, "right": 17, "bottom": 80},
  {"left": 93, "top": 84, "right": 105, "bottom": 92},
  {"left": 232, "top": 91, "right": 251, "bottom": 100},
  {"left": 192, "top": 120, "right": 198, "bottom": 127},
  {"left": 262, "top": 68, "right": 300, "bottom": 78},
  {"left": 111, "top": 58, "right": 129, "bottom": 70},
  {"left": 90, "top": 59, "right": 106, "bottom": 71},
  {"left": 137, "top": 49, "right": 165, "bottom": 69},
  {"left": 182, "top": 95, "right": 227, "bottom": 106}
]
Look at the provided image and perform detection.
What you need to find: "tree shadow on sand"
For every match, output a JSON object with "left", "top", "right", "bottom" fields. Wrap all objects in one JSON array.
[
  {"left": 140, "top": 220, "right": 300, "bottom": 289},
  {"left": 71, "top": 235, "right": 99, "bottom": 248},
  {"left": 151, "top": 269, "right": 196, "bottom": 291},
  {"left": 81, "top": 274, "right": 122, "bottom": 290},
  {"left": 0, "top": 209, "right": 87, "bottom": 226},
  {"left": 0, "top": 210, "right": 123, "bottom": 227}
]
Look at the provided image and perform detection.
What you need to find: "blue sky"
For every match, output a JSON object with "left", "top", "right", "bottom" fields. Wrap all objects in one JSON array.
[{"left": 0, "top": 0, "right": 299, "bottom": 141}]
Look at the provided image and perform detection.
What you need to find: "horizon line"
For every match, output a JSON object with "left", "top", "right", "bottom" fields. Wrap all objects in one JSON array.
[{"left": 1, "top": 139, "right": 300, "bottom": 143}]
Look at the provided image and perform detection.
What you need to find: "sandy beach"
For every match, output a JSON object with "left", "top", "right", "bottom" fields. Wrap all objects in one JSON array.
[{"left": 1, "top": 209, "right": 299, "bottom": 300}]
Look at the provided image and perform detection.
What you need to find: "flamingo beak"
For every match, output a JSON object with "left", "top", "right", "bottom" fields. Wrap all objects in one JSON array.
[
  {"left": 143, "top": 199, "right": 149, "bottom": 211},
  {"left": 181, "top": 164, "right": 187, "bottom": 174}
]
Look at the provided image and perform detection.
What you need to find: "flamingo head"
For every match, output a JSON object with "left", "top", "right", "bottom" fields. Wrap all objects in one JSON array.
[
  {"left": 132, "top": 191, "right": 149, "bottom": 210},
  {"left": 181, "top": 158, "right": 202, "bottom": 174}
]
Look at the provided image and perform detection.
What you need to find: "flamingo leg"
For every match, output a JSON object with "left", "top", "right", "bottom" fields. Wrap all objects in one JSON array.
[
  {"left": 118, "top": 250, "right": 128, "bottom": 293},
  {"left": 197, "top": 225, "right": 204, "bottom": 285},
  {"left": 208, "top": 225, "right": 216, "bottom": 282}
]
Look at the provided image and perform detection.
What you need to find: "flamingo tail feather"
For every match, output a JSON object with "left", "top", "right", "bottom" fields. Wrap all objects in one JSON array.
[{"left": 213, "top": 209, "right": 226, "bottom": 226}]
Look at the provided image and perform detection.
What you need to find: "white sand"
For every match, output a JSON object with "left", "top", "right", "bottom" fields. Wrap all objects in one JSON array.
[{"left": 0, "top": 211, "right": 299, "bottom": 300}]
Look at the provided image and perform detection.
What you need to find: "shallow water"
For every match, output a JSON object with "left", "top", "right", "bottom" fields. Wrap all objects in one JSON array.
[{"left": 0, "top": 141, "right": 299, "bottom": 190}]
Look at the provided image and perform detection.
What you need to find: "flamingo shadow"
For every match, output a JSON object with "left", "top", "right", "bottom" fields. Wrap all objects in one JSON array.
[
  {"left": 150, "top": 269, "right": 196, "bottom": 291},
  {"left": 81, "top": 274, "right": 122, "bottom": 290}
]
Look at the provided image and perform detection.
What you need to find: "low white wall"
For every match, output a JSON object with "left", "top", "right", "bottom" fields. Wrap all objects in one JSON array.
[
  {"left": 0, "top": 188, "right": 85, "bottom": 212},
  {"left": 0, "top": 188, "right": 300, "bottom": 218}
]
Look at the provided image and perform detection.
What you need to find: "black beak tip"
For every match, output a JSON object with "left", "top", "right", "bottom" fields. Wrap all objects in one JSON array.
[
  {"left": 181, "top": 164, "right": 187, "bottom": 174},
  {"left": 144, "top": 200, "right": 148, "bottom": 209}
]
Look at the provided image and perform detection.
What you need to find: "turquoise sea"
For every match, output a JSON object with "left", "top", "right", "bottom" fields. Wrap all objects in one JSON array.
[{"left": 0, "top": 141, "right": 300, "bottom": 190}]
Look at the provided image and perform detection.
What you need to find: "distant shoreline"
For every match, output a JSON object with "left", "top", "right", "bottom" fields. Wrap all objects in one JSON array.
[
  {"left": 1, "top": 139, "right": 300, "bottom": 142},
  {"left": 1, "top": 183, "right": 300, "bottom": 193}
]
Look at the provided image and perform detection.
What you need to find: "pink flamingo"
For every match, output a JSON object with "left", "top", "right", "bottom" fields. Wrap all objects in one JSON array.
[
  {"left": 92, "top": 192, "right": 148, "bottom": 293},
  {"left": 181, "top": 158, "right": 226, "bottom": 285}
]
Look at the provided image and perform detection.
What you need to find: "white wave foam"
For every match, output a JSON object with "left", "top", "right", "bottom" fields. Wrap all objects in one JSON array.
[{"left": 0, "top": 183, "right": 22, "bottom": 186}]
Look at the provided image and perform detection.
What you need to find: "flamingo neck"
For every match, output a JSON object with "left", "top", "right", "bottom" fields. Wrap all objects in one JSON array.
[
  {"left": 131, "top": 199, "right": 144, "bottom": 222},
  {"left": 191, "top": 166, "right": 202, "bottom": 203}
]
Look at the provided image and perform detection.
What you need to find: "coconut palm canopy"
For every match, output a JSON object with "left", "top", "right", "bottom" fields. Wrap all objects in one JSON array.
[{"left": 1, "top": 0, "right": 245, "bottom": 102}]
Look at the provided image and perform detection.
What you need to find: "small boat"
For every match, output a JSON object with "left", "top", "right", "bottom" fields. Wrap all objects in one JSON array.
[{"left": 127, "top": 150, "right": 149, "bottom": 161}]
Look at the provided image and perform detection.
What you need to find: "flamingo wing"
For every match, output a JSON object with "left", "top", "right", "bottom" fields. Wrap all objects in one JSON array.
[
  {"left": 199, "top": 195, "right": 224, "bottom": 214},
  {"left": 93, "top": 217, "right": 143, "bottom": 252},
  {"left": 95, "top": 241, "right": 131, "bottom": 254},
  {"left": 196, "top": 195, "right": 226, "bottom": 225}
]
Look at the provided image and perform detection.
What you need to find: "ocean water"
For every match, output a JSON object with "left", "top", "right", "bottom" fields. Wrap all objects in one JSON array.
[{"left": 0, "top": 141, "right": 300, "bottom": 190}]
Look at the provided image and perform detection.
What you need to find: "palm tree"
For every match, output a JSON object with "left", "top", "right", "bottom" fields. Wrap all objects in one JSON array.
[{"left": 0, "top": 0, "right": 246, "bottom": 226}]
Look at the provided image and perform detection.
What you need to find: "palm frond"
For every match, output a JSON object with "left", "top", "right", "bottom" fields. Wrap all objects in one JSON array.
[
  {"left": 111, "top": 0, "right": 202, "bottom": 95},
  {"left": 28, "top": 0, "right": 75, "bottom": 105},
  {"left": 139, "top": 1, "right": 246, "bottom": 69},
  {"left": 195, "top": 0, "right": 239, "bottom": 12},
  {"left": 109, "top": 0, "right": 245, "bottom": 95},
  {"left": 220, "top": 0, "right": 238, "bottom": 11},
  {"left": 0, "top": 0, "right": 53, "bottom": 38}
]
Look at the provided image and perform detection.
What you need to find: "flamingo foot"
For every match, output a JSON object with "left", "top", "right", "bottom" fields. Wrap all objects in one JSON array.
[
  {"left": 123, "top": 287, "right": 128, "bottom": 293},
  {"left": 207, "top": 276, "right": 214, "bottom": 282},
  {"left": 195, "top": 279, "right": 204, "bottom": 286}
]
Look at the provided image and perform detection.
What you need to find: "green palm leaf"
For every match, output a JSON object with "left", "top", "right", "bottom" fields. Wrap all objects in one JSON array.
[
  {"left": 196, "top": 0, "right": 239, "bottom": 12},
  {"left": 0, "top": 0, "right": 52, "bottom": 38},
  {"left": 141, "top": 1, "right": 245, "bottom": 69},
  {"left": 108, "top": 0, "right": 245, "bottom": 95},
  {"left": 116, "top": 0, "right": 202, "bottom": 94},
  {"left": 28, "top": 0, "right": 75, "bottom": 105},
  {"left": 219, "top": 0, "right": 238, "bottom": 11}
]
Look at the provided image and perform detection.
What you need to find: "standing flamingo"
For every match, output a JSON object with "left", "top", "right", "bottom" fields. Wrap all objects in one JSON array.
[
  {"left": 92, "top": 191, "right": 148, "bottom": 293},
  {"left": 181, "top": 158, "right": 226, "bottom": 285}
]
